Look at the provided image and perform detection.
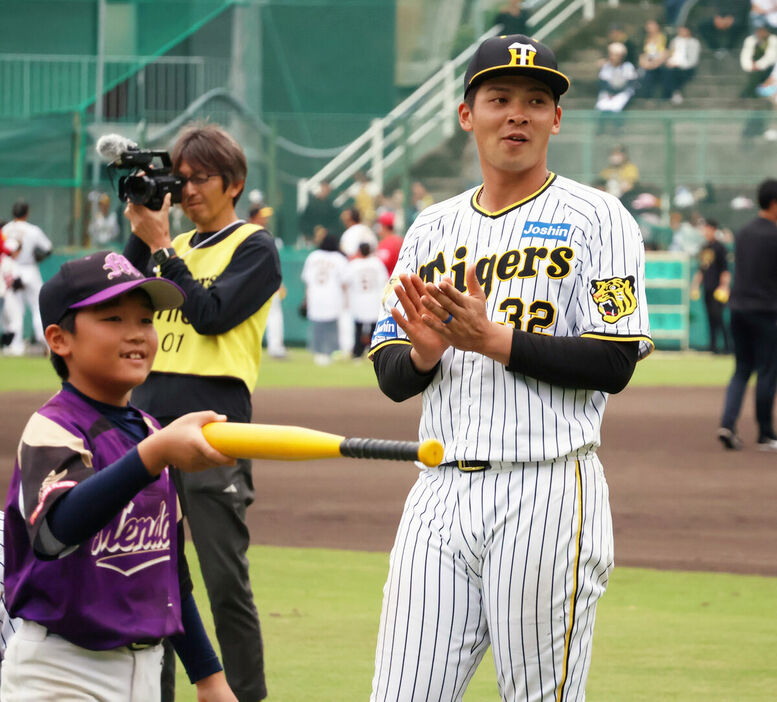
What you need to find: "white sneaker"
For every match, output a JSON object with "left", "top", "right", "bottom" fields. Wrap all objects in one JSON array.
[
  {"left": 757, "top": 437, "right": 777, "bottom": 452},
  {"left": 313, "top": 353, "right": 331, "bottom": 366},
  {"left": 671, "top": 91, "right": 684, "bottom": 105}
]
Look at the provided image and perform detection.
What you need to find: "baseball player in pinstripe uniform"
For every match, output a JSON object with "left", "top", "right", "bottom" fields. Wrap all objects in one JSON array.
[{"left": 368, "top": 34, "right": 653, "bottom": 701}]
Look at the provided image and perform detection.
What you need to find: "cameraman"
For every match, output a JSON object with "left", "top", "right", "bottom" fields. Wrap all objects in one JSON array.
[{"left": 124, "top": 123, "right": 280, "bottom": 702}]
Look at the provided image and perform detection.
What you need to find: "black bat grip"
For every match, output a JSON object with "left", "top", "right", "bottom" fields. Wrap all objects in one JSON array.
[{"left": 340, "top": 437, "right": 421, "bottom": 462}]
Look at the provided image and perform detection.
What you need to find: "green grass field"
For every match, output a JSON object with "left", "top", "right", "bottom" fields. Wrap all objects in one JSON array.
[
  {"left": 0, "top": 348, "right": 736, "bottom": 393},
  {"left": 175, "top": 545, "right": 777, "bottom": 702},
  {"left": 6, "top": 351, "right": 774, "bottom": 701}
]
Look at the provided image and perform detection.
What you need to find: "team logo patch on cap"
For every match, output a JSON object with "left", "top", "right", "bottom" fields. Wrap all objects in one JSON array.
[
  {"left": 522, "top": 221, "right": 571, "bottom": 241},
  {"left": 590, "top": 276, "right": 638, "bottom": 323},
  {"left": 103, "top": 252, "right": 142, "bottom": 280},
  {"left": 508, "top": 41, "right": 537, "bottom": 67}
]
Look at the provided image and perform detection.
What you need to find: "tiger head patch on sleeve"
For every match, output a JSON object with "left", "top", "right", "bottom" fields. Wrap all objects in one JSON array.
[{"left": 590, "top": 275, "right": 638, "bottom": 323}]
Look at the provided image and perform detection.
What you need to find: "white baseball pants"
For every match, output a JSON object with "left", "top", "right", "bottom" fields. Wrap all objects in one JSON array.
[
  {"left": 0, "top": 619, "right": 163, "bottom": 702},
  {"left": 371, "top": 456, "right": 614, "bottom": 702}
]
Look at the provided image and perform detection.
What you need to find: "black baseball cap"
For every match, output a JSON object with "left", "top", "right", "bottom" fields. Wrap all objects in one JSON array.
[
  {"left": 40, "top": 250, "right": 184, "bottom": 328},
  {"left": 464, "top": 34, "right": 570, "bottom": 100}
]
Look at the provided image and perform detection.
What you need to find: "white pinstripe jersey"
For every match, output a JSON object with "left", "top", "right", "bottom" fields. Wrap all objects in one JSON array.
[{"left": 370, "top": 173, "right": 653, "bottom": 464}]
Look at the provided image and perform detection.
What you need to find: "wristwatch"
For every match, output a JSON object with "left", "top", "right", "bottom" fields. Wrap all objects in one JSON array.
[{"left": 151, "top": 247, "right": 177, "bottom": 266}]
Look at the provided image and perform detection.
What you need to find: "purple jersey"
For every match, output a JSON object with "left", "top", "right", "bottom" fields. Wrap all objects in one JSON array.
[{"left": 3, "top": 389, "right": 182, "bottom": 650}]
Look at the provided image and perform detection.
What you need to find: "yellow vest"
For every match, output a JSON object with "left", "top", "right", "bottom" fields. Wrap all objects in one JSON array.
[{"left": 151, "top": 224, "right": 271, "bottom": 392}]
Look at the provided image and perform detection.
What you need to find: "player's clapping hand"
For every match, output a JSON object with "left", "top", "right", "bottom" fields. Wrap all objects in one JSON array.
[
  {"left": 194, "top": 671, "right": 239, "bottom": 702},
  {"left": 421, "top": 266, "right": 512, "bottom": 366},
  {"left": 391, "top": 273, "right": 450, "bottom": 371},
  {"left": 124, "top": 191, "right": 173, "bottom": 251},
  {"left": 138, "top": 411, "right": 236, "bottom": 477}
]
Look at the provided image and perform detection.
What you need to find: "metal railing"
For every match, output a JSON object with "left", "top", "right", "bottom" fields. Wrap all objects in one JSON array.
[
  {"left": 0, "top": 54, "right": 230, "bottom": 121},
  {"left": 296, "top": 0, "right": 616, "bottom": 211}
]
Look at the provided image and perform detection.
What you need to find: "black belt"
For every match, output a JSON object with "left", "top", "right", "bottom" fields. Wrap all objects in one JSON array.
[
  {"left": 440, "top": 460, "right": 491, "bottom": 472},
  {"left": 127, "top": 638, "right": 163, "bottom": 651}
]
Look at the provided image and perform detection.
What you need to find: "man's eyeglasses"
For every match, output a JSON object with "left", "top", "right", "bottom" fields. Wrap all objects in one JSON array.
[{"left": 181, "top": 173, "right": 220, "bottom": 186}]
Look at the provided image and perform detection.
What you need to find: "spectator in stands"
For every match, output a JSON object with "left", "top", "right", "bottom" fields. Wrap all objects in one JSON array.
[
  {"left": 697, "top": 0, "right": 750, "bottom": 57},
  {"left": 638, "top": 19, "right": 669, "bottom": 98},
  {"left": 740, "top": 20, "right": 777, "bottom": 97},
  {"left": 750, "top": 0, "right": 777, "bottom": 30},
  {"left": 411, "top": 181, "right": 434, "bottom": 219},
  {"left": 375, "top": 210, "right": 404, "bottom": 275},
  {"left": 339, "top": 207, "right": 378, "bottom": 259},
  {"left": 492, "top": 0, "right": 527, "bottom": 35},
  {"left": 346, "top": 170, "right": 380, "bottom": 225},
  {"left": 599, "top": 144, "right": 640, "bottom": 199},
  {"left": 596, "top": 42, "right": 639, "bottom": 114},
  {"left": 299, "top": 180, "right": 341, "bottom": 245},
  {"left": 663, "top": 25, "right": 702, "bottom": 103},
  {"left": 668, "top": 210, "right": 705, "bottom": 255},
  {"left": 690, "top": 218, "right": 732, "bottom": 354},
  {"left": 603, "top": 24, "right": 639, "bottom": 65},
  {"left": 756, "top": 59, "right": 777, "bottom": 98},
  {"left": 379, "top": 189, "right": 406, "bottom": 236}
]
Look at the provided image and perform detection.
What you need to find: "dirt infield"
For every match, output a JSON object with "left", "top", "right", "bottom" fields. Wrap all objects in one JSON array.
[{"left": 1, "top": 386, "right": 775, "bottom": 576}]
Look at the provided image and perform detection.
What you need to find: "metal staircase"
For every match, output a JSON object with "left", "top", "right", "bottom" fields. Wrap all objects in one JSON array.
[{"left": 297, "top": 0, "right": 619, "bottom": 211}]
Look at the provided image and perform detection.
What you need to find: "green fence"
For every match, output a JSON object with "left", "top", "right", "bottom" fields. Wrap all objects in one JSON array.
[{"left": 29, "top": 247, "right": 713, "bottom": 352}]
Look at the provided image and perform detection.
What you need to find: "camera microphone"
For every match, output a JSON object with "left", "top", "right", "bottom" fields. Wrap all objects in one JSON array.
[{"left": 96, "top": 134, "right": 139, "bottom": 165}]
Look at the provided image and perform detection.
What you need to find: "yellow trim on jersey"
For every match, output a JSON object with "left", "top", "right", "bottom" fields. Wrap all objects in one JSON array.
[
  {"left": 580, "top": 332, "right": 655, "bottom": 358},
  {"left": 367, "top": 338, "right": 412, "bottom": 359},
  {"left": 470, "top": 173, "right": 556, "bottom": 218},
  {"left": 557, "top": 459, "right": 584, "bottom": 702}
]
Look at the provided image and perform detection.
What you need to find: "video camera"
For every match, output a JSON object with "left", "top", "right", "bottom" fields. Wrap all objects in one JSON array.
[{"left": 96, "top": 134, "right": 185, "bottom": 211}]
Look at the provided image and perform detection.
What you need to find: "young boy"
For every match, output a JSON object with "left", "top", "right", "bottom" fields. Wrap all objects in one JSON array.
[{"left": 2, "top": 251, "right": 238, "bottom": 702}]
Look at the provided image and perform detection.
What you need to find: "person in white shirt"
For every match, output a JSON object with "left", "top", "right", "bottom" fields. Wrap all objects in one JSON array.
[
  {"left": 343, "top": 242, "right": 389, "bottom": 359},
  {"left": 1, "top": 202, "right": 52, "bottom": 351},
  {"left": 596, "top": 42, "right": 639, "bottom": 112},
  {"left": 338, "top": 207, "right": 378, "bottom": 355},
  {"left": 338, "top": 207, "right": 378, "bottom": 258},
  {"left": 751, "top": 0, "right": 777, "bottom": 30},
  {"left": 740, "top": 22, "right": 777, "bottom": 96},
  {"left": 663, "top": 25, "right": 701, "bottom": 103},
  {"left": 301, "top": 231, "right": 348, "bottom": 365}
]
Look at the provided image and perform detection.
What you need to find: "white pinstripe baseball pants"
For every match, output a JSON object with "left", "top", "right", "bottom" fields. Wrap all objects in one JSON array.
[{"left": 370, "top": 456, "right": 613, "bottom": 702}]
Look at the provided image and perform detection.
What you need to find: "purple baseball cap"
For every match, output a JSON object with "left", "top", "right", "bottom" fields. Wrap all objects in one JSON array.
[{"left": 39, "top": 250, "right": 184, "bottom": 328}]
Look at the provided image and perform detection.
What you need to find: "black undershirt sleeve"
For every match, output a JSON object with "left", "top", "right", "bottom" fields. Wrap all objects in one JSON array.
[
  {"left": 372, "top": 344, "right": 439, "bottom": 402},
  {"left": 372, "top": 335, "right": 639, "bottom": 402},
  {"left": 507, "top": 332, "right": 639, "bottom": 393}
]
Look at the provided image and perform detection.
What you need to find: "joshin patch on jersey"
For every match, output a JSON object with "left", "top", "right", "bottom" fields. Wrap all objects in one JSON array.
[{"left": 590, "top": 276, "right": 638, "bottom": 323}]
